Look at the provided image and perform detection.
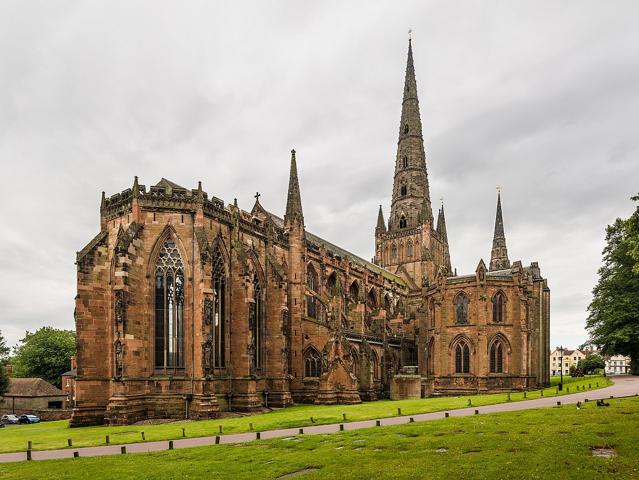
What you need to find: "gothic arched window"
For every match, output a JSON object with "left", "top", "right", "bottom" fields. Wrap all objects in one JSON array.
[
  {"left": 427, "top": 338, "right": 435, "bottom": 375},
  {"left": 402, "top": 155, "right": 408, "bottom": 168},
  {"left": 400, "top": 185, "right": 407, "bottom": 196},
  {"left": 407, "top": 240, "right": 413, "bottom": 259},
  {"left": 212, "top": 246, "right": 226, "bottom": 368},
  {"left": 490, "top": 340, "right": 505, "bottom": 373},
  {"left": 349, "top": 281, "right": 359, "bottom": 305},
  {"left": 367, "top": 288, "right": 377, "bottom": 309},
  {"left": 327, "top": 271, "right": 337, "bottom": 297},
  {"left": 155, "top": 238, "right": 185, "bottom": 372},
  {"left": 454, "top": 340, "right": 471, "bottom": 374},
  {"left": 391, "top": 244, "right": 398, "bottom": 262},
  {"left": 398, "top": 242, "right": 404, "bottom": 262},
  {"left": 372, "top": 350, "right": 381, "bottom": 380},
  {"left": 351, "top": 348, "right": 360, "bottom": 378},
  {"left": 404, "top": 123, "right": 409, "bottom": 134},
  {"left": 249, "top": 272, "right": 264, "bottom": 372},
  {"left": 492, "top": 291, "right": 506, "bottom": 323},
  {"left": 454, "top": 293, "right": 469, "bottom": 324},
  {"left": 306, "top": 263, "right": 319, "bottom": 319},
  {"left": 399, "top": 216, "right": 407, "bottom": 229},
  {"left": 304, "top": 347, "right": 321, "bottom": 378}
]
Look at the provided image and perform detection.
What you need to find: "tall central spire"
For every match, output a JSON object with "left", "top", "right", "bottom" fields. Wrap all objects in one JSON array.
[{"left": 388, "top": 37, "right": 433, "bottom": 232}]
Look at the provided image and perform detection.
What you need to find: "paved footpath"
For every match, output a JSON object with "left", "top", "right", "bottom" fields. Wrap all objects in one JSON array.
[{"left": 1, "top": 376, "right": 637, "bottom": 464}]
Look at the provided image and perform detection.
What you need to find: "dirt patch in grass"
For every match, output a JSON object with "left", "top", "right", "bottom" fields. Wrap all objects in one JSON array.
[
  {"left": 463, "top": 449, "right": 481, "bottom": 455},
  {"left": 277, "top": 467, "right": 320, "bottom": 479},
  {"left": 495, "top": 431, "right": 508, "bottom": 435},
  {"left": 596, "top": 432, "right": 615, "bottom": 437},
  {"left": 591, "top": 447, "right": 617, "bottom": 458}
]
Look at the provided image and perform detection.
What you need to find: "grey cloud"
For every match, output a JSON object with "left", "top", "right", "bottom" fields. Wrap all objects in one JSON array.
[{"left": 1, "top": 1, "right": 638, "bottom": 351}]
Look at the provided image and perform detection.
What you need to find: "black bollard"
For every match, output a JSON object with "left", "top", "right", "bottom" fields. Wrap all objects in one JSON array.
[
  {"left": 256, "top": 432, "right": 261, "bottom": 440},
  {"left": 141, "top": 432, "right": 145, "bottom": 441},
  {"left": 106, "top": 435, "right": 110, "bottom": 445},
  {"left": 445, "top": 412, "right": 449, "bottom": 418},
  {"left": 182, "top": 428, "right": 186, "bottom": 438},
  {"left": 409, "top": 417, "right": 414, "bottom": 423},
  {"left": 73, "top": 451, "right": 79, "bottom": 458},
  {"left": 376, "top": 420, "right": 381, "bottom": 426},
  {"left": 215, "top": 436, "right": 220, "bottom": 445},
  {"left": 169, "top": 440, "right": 174, "bottom": 450},
  {"left": 26, "top": 450, "right": 32, "bottom": 461},
  {"left": 397, "top": 408, "right": 402, "bottom": 416},
  {"left": 121, "top": 446, "right": 126, "bottom": 454},
  {"left": 68, "top": 439, "right": 72, "bottom": 447},
  {"left": 340, "top": 424, "right": 344, "bottom": 431},
  {"left": 475, "top": 410, "right": 479, "bottom": 415},
  {"left": 299, "top": 428, "right": 304, "bottom": 435}
]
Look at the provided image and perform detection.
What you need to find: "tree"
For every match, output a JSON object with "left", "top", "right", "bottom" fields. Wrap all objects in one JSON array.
[
  {"left": 11, "top": 327, "right": 75, "bottom": 387},
  {"left": 577, "top": 354, "right": 606, "bottom": 375},
  {"left": 587, "top": 194, "right": 639, "bottom": 375},
  {"left": 0, "top": 330, "right": 9, "bottom": 363},
  {"left": 0, "top": 364, "right": 9, "bottom": 396}
]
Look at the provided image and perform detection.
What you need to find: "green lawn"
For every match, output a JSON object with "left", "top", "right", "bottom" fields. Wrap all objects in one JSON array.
[
  {"left": 0, "top": 390, "right": 636, "bottom": 479},
  {"left": 0, "top": 375, "right": 611, "bottom": 454}
]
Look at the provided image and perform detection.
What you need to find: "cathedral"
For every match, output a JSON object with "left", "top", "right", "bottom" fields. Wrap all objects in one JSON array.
[{"left": 71, "top": 39, "right": 550, "bottom": 426}]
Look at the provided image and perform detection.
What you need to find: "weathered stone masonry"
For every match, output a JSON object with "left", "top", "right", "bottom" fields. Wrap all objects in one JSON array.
[{"left": 71, "top": 39, "right": 549, "bottom": 426}]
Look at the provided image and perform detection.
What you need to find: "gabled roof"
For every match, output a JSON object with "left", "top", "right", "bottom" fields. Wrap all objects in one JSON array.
[
  {"left": 267, "top": 212, "right": 406, "bottom": 287},
  {"left": 4, "top": 378, "right": 65, "bottom": 397},
  {"left": 154, "top": 178, "right": 187, "bottom": 190}
]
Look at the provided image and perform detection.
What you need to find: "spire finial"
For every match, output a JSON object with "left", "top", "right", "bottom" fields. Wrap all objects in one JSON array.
[
  {"left": 496, "top": 185, "right": 501, "bottom": 194},
  {"left": 408, "top": 28, "right": 412, "bottom": 42}
]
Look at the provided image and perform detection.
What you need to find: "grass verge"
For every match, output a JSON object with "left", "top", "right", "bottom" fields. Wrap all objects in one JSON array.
[
  {"left": 0, "top": 390, "right": 636, "bottom": 479},
  {"left": 0, "top": 375, "right": 611, "bottom": 454}
]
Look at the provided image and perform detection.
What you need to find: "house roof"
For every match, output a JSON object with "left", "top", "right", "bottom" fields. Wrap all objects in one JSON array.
[{"left": 4, "top": 378, "right": 66, "bottom": 398}]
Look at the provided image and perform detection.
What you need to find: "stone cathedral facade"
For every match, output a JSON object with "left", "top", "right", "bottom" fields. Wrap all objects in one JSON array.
[{"left": 71, "top": 40, "right": 550, "bottom": 426}]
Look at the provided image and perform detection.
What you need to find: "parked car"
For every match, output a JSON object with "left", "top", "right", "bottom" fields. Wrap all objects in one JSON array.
[
  {"left": 18, "top": 415, "right": 40, "bottom": 424},
  {"left": 1, "top": 414, "right": 20, "bottom": 424}
]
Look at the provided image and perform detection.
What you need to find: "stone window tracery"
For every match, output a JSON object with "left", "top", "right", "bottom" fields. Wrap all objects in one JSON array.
[
  {"left": 249, "top": 271, "right": 265, "bottom": 373},
  {"left": 154, "top": 238, "right": 185, "bottom": 372},
  {"left": 211, "top": 246, "right": 226, "bottom": 368},
  {"left": 304, "top": 347, "right": 321, "bottom": 378},
  {"left": 454, "top": 340, "right": 470, "bottom": 374},
  {"left": 306, "top": 263, "right": 319, "bottom": 319},
  {"left": 399, "top": 216, "right": 407, "bottom": 229},
  {"left": 492, "top": 291, "right": 506, "bottom": 323},
  {"left": 407, "top": 240, "right": 413, "bottom": 259},
  {"left": 454, "top": 292, "right": 469, "bottom": 324},
  {"left": 490, "top": 340, "right": 505, "bottom": 373}
]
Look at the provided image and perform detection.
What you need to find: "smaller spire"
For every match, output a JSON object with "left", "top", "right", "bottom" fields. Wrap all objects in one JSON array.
[
  {"left": 284, "top": 149, "right": 304, "bottom": 226},
  {"left": 132, "top": 176, "right": 139, "bottom": 198},
  {"left": 489, "top": 190, "right": 511, "bottom": 271},
  {"left": 437, "top": 204, "right": 448, "bottom": 244},
  {"left": 376, "top": 205, "right": 386, "bottom": 233},
  {"left": 100, "top": 191, "right": 106, "bottom": 210}
]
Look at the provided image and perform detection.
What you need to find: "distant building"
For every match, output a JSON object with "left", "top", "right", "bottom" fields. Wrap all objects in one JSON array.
[
  {"left": 61, "top": 356, "right": 77, "bottom": 408},
  {"left": 0, "top": 378, "right": 70, "bottom": 420},
  {"left": 605, "top": 355, "right": 630, "bottom": 375},
  {"left": 550, "top": 347, "right": 587, "bottom": 376}
]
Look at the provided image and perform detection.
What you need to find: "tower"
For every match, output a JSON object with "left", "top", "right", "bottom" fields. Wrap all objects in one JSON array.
[{"left": 489, "top": 191, "right": 510, "bottom": 271}]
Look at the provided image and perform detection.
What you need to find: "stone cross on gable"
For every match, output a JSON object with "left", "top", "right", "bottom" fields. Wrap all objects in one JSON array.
[{"left": 254, "top": 192, "right": 261, "bottom": 202}]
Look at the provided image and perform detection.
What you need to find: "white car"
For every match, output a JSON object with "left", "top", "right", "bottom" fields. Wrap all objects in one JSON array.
[{"left": 1, "top": 414, "right": 20, "bottom": 424}]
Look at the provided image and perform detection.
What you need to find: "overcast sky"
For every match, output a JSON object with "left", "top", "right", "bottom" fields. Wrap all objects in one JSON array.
[{"left": 1, "top": 1, "right": 638, "bottom": 350}]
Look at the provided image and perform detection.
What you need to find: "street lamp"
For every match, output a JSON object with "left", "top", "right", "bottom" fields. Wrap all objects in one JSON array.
[{"left": 558, "top": 345, "right": 564, "bottom": 391}]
